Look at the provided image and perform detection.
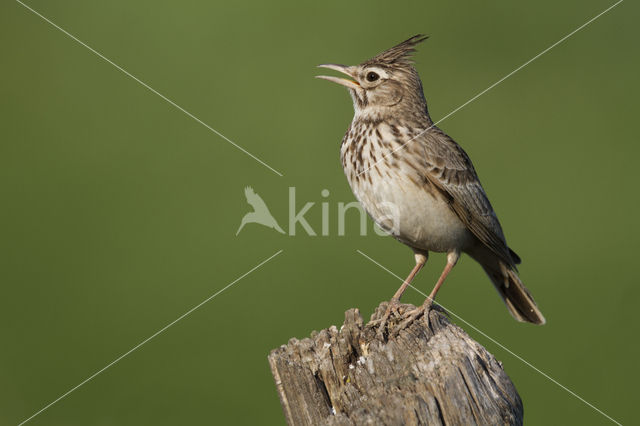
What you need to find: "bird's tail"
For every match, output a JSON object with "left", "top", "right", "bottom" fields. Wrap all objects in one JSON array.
[{"left": 471, "top": 248, "right": 546, "bottom": 325}]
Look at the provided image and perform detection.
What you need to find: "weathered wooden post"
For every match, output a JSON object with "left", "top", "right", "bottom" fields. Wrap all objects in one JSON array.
[{"left": 268, "top": 302, "right": 523, "bottom": 425}]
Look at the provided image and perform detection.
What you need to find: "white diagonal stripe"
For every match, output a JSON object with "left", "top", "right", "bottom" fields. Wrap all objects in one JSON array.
[
  {"left": 16, "top": 0, "right": 284, "bottom": 177},
  {"left": 357, "top": 0, "right": 624, "bottom": 178},
  {"left": 356, "top": 249, "right": 622, "bottom": 425},
  {"left": 18, "top": 249, "right": 284, "bottom": 425}
]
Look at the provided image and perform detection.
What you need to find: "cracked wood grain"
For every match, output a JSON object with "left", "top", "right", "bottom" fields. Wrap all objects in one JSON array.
[{"left": 268, "top": 302, "right": 523, "bottom": 425}]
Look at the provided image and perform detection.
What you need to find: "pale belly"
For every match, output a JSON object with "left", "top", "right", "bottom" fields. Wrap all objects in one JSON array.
[
  {"left": 341, "top": 119, "right": 473, "bottom": 253},
  {"left": 347, "top": 168, "right": 473, "bottom": 253}
]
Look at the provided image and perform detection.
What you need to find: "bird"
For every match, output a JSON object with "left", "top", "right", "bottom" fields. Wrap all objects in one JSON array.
[
  {"left": 316, "top": 35, "right": 545, "bottom": 334},
  {"left": 236, "top": 186, "right": 285, "bottom": 235}
]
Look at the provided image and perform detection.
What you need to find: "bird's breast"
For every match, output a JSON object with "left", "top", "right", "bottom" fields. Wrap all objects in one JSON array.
[{"left": 340, "top": 120, "right": 471, "bottom": 252}]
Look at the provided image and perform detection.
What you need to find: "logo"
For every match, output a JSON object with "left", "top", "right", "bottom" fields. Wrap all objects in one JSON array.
[
  {"left": 236, "top": 186, "right": 400, "bottom": 237},
  {"left": 236, "top": 186, "right": 286, "bottom": 235}
]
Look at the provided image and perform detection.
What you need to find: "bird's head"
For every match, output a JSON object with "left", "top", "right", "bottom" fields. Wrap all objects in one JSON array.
[{"left": 317, "top": 34, "right": 429, "bottom": 120}]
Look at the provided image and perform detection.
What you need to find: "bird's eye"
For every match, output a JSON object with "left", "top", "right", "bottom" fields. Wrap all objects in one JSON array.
[{"left": 366, "top": 72, "right": 380, "bottom": 82}]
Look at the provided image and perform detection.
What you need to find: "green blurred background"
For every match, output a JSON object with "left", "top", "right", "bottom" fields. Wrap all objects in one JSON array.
[{"left": 1, "top": 0, "right": 638, "bottom": 424}]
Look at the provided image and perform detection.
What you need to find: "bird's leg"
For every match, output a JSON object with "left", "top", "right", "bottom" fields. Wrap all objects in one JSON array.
[
  {"left": 374, "top": 252, "right": 427, "bottom": 338},
  {"left": 397, "top": 250, "right": 460, "bottom": 332}
]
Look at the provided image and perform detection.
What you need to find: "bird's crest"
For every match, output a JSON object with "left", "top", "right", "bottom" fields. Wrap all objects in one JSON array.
[{"left": 363, "top": 34, "right": 428, "bottom": 68}]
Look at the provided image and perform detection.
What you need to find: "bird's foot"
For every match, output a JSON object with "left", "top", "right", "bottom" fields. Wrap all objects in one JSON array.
[
  {"left": 395, "top": 300, "right": 434, "bottom": 334},
  {"left": 370, "top": 299, "right": 404, "bottom": 339}
]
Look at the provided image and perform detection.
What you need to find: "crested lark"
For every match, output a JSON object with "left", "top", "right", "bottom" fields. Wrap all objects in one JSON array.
[{"left": 317, "top": 35, "right": 545, "bottom": 334}]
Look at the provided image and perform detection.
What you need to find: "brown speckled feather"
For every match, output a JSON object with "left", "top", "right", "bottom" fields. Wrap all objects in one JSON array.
[
  {"left": 414, "top": 127, "right": 519, "bottom": 268},
  {"left": 318, "top": 34, "right": 543, "bottom": 325}
]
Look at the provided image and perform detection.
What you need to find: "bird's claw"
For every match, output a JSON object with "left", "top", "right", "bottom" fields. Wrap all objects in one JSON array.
[
  {"left": 396, "top": 306, "right": 427, "bottom": 332},
  {"left": 371, "top": 299, "right": 403, "bottom": 339},
  {"left": 396, "top": 299, "right": 435, "bottom": 333},
  {"left": 370, "top": 299, "right": 437, "bottom": 340},
  {"left": 372, "top": 301, "right": 435, "bottom": 338}
]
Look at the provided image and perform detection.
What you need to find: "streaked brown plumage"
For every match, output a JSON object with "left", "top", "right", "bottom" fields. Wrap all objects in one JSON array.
[{"left": 317, "top": 35, "right": 545, "bottom": 334}]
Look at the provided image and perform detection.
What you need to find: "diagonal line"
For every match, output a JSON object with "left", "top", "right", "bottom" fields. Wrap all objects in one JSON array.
[
  {"left": 15, "top": 0, "right": 284, "bottom": 177},
  {"left": 356, "top": 250, "right": 622, "bottom": 425},
  {"left": 18, "top": 249, "right": 284, "bottom": 426},
  {"left": 356, "top": 0, "right": 623, "bottom": 178}
]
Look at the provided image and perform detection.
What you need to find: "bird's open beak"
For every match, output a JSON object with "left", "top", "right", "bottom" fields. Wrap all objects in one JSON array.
[{"left": 316, "top": 64, "right": 360, "bottom": 89}]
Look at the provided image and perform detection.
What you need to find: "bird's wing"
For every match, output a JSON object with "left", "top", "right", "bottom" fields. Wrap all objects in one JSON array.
[
  {"left": 244, "top": 186, "right": 270, "bottom": 212},
  {"left": 413, "top": 128, "right": 517, "bottom": 267}
]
